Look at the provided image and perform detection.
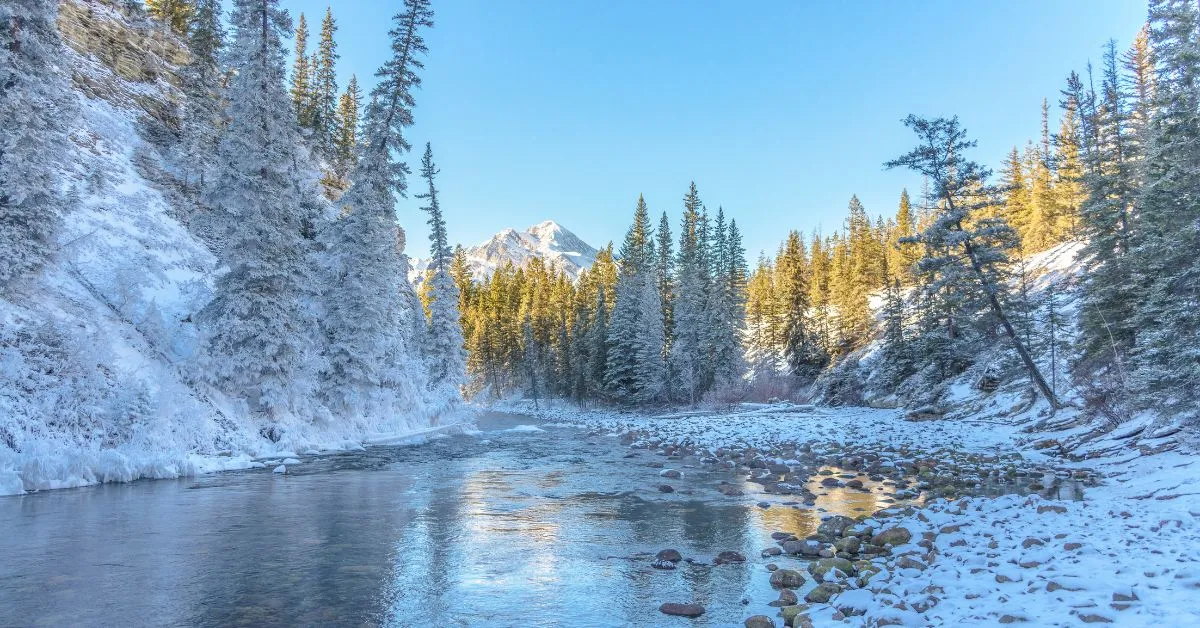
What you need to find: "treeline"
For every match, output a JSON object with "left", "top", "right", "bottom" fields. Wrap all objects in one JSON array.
[
  {"left": 746, "top": 4, "right": 1200, "bottom": 423},
  {"left": 451, "top": 187, "right": 748, "bottom": 406}
]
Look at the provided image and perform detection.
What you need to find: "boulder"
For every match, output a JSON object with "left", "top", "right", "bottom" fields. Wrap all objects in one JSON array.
[
  {"left": 872, "top": 526, "right": 912, "bottom": 547},
  {"left": 656, "top": 549, "right": 682, "bottom": 562},
  {"left": 714, "top": 551, "right": 747, "bottom": 565},
  {"left": 769, "top": 569, "right": 806, "bottom": 589},
  {"left": 805, "top": 582, "right": 843, "bottom": 604},
  {"left": 659, "top": 603, "right": 704, "bottom": 618},
  {"left": 744, "top": 615, "right": 776, "bottom": 628}
]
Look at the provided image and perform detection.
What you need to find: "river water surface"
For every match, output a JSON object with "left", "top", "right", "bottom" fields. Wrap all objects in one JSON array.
[{"left": 0, "top": 413, "right": 1059, "bottom": 627}]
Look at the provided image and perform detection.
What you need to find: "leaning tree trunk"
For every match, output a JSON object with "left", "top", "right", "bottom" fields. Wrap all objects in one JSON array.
[{"left": 946, "top": 203, "right": 1063, "bottom": 410}]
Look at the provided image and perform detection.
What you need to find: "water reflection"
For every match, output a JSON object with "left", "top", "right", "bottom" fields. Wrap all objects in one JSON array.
[{"left": 0, "top": 416, "right": 1081, "bottom": 627}]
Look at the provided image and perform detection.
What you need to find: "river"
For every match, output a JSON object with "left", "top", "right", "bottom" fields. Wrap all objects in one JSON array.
[{"left": 0, "top": 412, "right": 1072, "bottom": 627}]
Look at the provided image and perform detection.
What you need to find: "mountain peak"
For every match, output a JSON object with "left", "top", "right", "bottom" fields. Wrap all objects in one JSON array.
[{"left": 413, "top": 221, "right": 599, "bottom": 283}]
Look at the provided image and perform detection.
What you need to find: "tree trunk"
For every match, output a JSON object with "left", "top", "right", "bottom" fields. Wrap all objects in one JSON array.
[{"left": 958, "top": 224, "right": 1063, "bottom": 410}]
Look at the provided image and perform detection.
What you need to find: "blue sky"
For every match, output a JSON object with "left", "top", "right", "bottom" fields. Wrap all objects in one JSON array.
[{"left": 283, "top": 0, "right": 1147, "bottom": 259}]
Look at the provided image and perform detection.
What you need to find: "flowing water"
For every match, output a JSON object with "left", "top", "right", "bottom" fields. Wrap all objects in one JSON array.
[{"left": 0, "top": 413, "right": 1079, "bottom": 627}]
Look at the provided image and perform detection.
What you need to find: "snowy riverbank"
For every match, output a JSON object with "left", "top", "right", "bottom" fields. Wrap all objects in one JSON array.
[{"left": 497, "top": 400, "right": 1200, "bottom": 626}]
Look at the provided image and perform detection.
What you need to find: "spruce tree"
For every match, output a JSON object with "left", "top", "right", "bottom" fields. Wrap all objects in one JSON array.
[
  {"left": 176, "top": 0, "right": 225, "bottom": 192},
  {"left": 417, "top": 143, "right": 466, "bottom": 395},
  {"left": 290, "top": 12, "right": 310, "bottom": 126},
  {"left": 671, "top": 182, "right": 707, "bottom": 404},
  {"left": 605, "top": 196, "right": 654, "bottom": 401},
  {"left": 197, "top": 0, "right": 321, "bottom": 418},
  {"left": 334, "top": 74, "right": 361, "bottom": 180},
  {"left": 1129, "top": 0, "right": 1200, "bottom": 418},
  {"left": 0, "top": 0, "right": 74, "bottom": 291},
  {"left": 887, "top": 115, "right": 1061, "bottom": 409},
  {"left": 319, "top": 0, "right": 435, "bottom": 414},
  {"left": 312, "top": 7, "right": 340, "bottom": 157}
]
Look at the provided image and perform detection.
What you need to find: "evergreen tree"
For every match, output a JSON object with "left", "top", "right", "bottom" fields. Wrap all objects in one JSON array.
[
  {"left": 146, "top": 0, "right": 191, "bottom": 35},
  {"left": 671, "top": 182, "right": 708, "bottom": 404},
  {"left": 1129, "top": 0, "right": 1200, "bottom": 418},
  {"left": 289, "top": 12, "right": 311, "bottom": 126},
  {"left": 417, "top": 143, "right": 466, "bottom": 394},
  {"left": 0, "top": 0, "right": 75, "bottom": 291},
  {"left": 197, "top": 0, "right": 321, "bottom": 418},
  {"left": 319, "top": 0, "right": 434, "bottom": 414},
  {"left": 887, "top": 115, "right": 1061, "bottom": 408},
  {"left": 312, "top": 7, "right": 339, "bottom": 156},
  {"left": 333, "top": 74, "right": 361, "bottom": 181},
  {"left": 605, "top": 195, "right": 654, "bottom": 401},
  {"left": 655, "top": 210, "right": 675, "bottom": 361},
  {"left": 176, "top": 0, "right": 225, "bottom": 191}
]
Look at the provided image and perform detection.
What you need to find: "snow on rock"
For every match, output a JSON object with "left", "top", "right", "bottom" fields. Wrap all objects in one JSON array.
[{"left": 412, "top": 220, "right": 599, "bottom": 283}]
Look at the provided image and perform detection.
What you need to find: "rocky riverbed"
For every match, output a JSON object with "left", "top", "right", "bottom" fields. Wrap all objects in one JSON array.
[{"left": 507, "top": 401, "right": 1200, "bottom": 626}]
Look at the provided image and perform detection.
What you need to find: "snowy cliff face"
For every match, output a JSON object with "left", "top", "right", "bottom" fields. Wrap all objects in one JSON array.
[
  {"left": 0, "top": 2, "right": 452, "bottom": 497},
  {"left": 413, "top": 220, "right": 599, "bottom": 282}
]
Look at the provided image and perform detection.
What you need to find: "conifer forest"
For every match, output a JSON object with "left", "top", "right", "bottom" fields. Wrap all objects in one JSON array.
[{"left": 1, "top": 1, "right": 1199, "bottom": 626}]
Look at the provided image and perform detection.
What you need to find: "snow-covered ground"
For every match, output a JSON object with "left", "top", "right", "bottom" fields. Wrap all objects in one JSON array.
[{"left": 497, "top": 399, "right": 1200, "bottom": 626}]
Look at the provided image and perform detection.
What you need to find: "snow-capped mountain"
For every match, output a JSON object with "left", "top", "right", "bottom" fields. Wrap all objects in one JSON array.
[{"left": 413, "top": 221, "right": 599, "bottom": 282}]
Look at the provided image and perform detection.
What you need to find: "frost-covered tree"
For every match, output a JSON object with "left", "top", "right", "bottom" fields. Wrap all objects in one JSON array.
[
  {"left": 176, "top": 0, "right": 224, "bottom": 191},
  {"left": 319, "top": 0, "right": 434, "bottom": 416},
  {"left": 417, "top": 143, "right": 466, "bottom": 394},
  {"left": 1129, "top": 0, "right": 1200, "bottom": 418},
  {"left": 671, "top": 182, "right": 708, "bottom": 404},
  {"left": 0, "top": 0, "right": 75, "bottom": 291},
  {"left": 311, "top": 7, "right": 339, "bottom": 157},
  {"left": 289, "top": 12, "right": 311, "bottom": 126},
  {"left": 333, "top": 74, "right": 361, "bottom": 180},
  {"left": 606, "top": 195, "right": 665, "bottom": 403},
  {"left": 887, "top": 115, "right": 1061, "bottom": 409},
  {"left": 196, "top": 0, "right": 321, "bottom": 418}
]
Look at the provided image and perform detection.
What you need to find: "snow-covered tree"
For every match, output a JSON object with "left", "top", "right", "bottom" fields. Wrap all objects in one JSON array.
[
  {"left": 887, "top": 115, "right": 1061, "bottom": 409},
  {"left": 176, "top": 0, "right": 225, "bottom": 191},
  {"left": 417, "top": 143, "right": 466, "bottom": 395},
  {"left": 319, "top": 0, "right": 434, "bottom": 416},
  {"left": 196, "top": 0, "right": 322, "bottom": 418},
  {"left": 605, "top": 195, "right": 665, "bottom": 403},
  {"left": 0, "top": 0, "right": 75, "bottom": 292},
  {"left": 671, "top": 182, "right": 708, "bottom": 404}
]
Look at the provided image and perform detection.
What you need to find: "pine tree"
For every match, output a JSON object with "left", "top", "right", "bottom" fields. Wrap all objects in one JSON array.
[
  {"left": 146, "top": 0, "right": 191, "bottom": 35},
  {"left": 1129, "top": 0, "right": 1200, "bottom": 418},
  {"left": 319, "top": 0, "right": 434, "bottom": 414},
  {"left": 655, "top": 211, "right": 674, "bottom": 359},
  {"left": 312, "top": 7, "right": 339, "bottom": 157},
  {"left": 289, "top": 12, "right": 311, "bottom": 126},
  {"left": 176, "top": 0, "right": 225, "bottom": 192},
  {"left": 417, "top": 143, "right": 466, "bottom": 395},
  {"left": 779, "top": 231, "right": 824, "bottom": 378},
  {"left": 887, "top": 115, "right": 1061, "bottom": 409},
  {"left": 197, "top": 0, "right": 321, "bottom": 418},
  {"left": 671, "top": 182, "right": 708, "bottom": 404},
  {"left": 893, "top": 188, "right": 920, "bottom": 282},
  {"left": 333, "top": 74, "right": 361, "bottom": 181},
  {"left": 0, "top": 0, "right": 75, "bottom": 291},
  {"left": 605, "top": 195, "right": 654, "bottom": 402}
]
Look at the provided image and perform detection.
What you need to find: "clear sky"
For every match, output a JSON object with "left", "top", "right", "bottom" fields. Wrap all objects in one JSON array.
[{"left": 282, "top": 0, "right": 1147, "bottom": 260}]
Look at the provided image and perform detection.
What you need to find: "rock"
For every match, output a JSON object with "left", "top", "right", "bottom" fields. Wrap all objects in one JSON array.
[
  {"left": 714, "top": 551, "right": 746, "bottom": 565},
  {"left": 998, "top": 615, "right": 1027, "bottom": 624},
  {"left": 1021, "top": 537, "right": 1045, "bottom": 549},
  {"left": 1112, "top": 590, "right": 1139, "bottom": 602},
  {"left": 660, "top": 469, "right": 682, "bottom": 479},
  {"left": 834, "top": 536, "right": 861, "bottom": 554},
  {"left": 872, "top": 526, "right": 912, "bottom": 547},
  {"left": 769, "top": 568, "right": 806, "bottom": 589},
  {"left": 658, "top": 484, "right": 675, "bottom": 493},
  {"left": 1037, "top": 504, "right": 1067, "bottom": 514},
  {"left": 718, "top": 483, "right": 744, "bottom": 497},
  {"left": 817, "top": 515, "right": 856, "bottom": 538},
  {"left": 656, "top": 549, "right": 682, "bottom": 563},
  {"left": 272, "top": 465, "right": 287, "bottom": 474},
  {"left": 820, "top": 477, "right": 842, "bottom": 487},
  {"left": 744, "top": 615, "right": 776, "bottom": 628},
  {"left": 897, "top": 556, "right": 927, "bottom": 571},
  {"left": 809, "top": 557, "right": 854, "bottom": 581},
  {"left": 771, "top": 531, "right": 795, "bottom": 541},
  {"left": 1064, "top": 542, "right": 1083, "bottom": 551},
  {"left": 651, "top": 559, "right": 676, "bottom": 570},
  {"left": 758, "top": 501, "right": 772, "bottom": 509},
  {"left": 659, "top": 603, "right": 704, "bottom": 618},
  {"left": 779, "top": 605, "right": 807, "bottom": 623},
  {"left": 1078, "top": 614, "right": 1113, "bottom": 624},
  {"left": 768, "top": 588, "right": 799, "bottom": 607},
  {"left": 817, "top": 547, "right": 835, "bottom": 558},
  {"left": 805, "top": 582, "right": 842, "bottom": 604}
]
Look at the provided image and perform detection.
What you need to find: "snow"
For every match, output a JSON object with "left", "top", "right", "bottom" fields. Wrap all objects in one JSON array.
[
  {"left": 497, "top": 399, "right": 1200, "bottom": 626},
  {"left": 411, "top": 220, "right": 599, "bottom": 283},
  {"left": 0, "top": 8, "right": 465, "bottom": 498}
]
